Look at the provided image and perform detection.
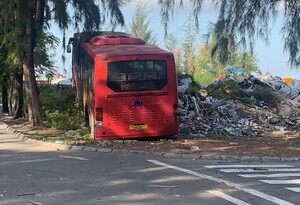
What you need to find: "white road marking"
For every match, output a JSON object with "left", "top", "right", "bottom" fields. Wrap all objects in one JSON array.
[
  {"left": 239, "top": 173, "right": 300, "bottom": 178},
  {"left": 285, "top": 187, "right": 300, "bottom": 193},
  {"left": 148, "top": 160, "right": 294, "bottom": 205},
  {"left": 220, "top": 168, "right": 300, "bottom": 173},
  {"left": 204, "top": 165, "right": 293, "bottom": 169},
  {"left": 207, "top": 190, "right": 251, "bottom": 205},
  {"left": 260, "top": 179, "right": 300, "bottom": 185},
  {"left": 59, "top": 155, "right": 88, "bottom": 161}
]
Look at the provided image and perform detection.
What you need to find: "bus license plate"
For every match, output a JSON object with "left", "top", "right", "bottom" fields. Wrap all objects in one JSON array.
[{"left": 129, "top": 124, "right": 148, "bottom": 131}]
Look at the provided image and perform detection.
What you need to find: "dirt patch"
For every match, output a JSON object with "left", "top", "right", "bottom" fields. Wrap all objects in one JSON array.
[{"left": 1, "top": 116, "right": 300, "bottom": 158}]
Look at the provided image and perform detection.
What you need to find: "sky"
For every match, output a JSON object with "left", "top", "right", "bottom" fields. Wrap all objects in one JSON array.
[{"left": 52, "top": 0, "right": 300, "bottom": 80}]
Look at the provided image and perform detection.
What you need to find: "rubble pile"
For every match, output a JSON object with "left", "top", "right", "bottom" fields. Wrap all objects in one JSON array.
[{"left": 178, "top": 73, "right": 300, "bottom": 137}]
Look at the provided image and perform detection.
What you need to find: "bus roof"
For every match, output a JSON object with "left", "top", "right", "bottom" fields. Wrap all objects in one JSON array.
[
  {"left": 80, "top": 33, "right": 172, "bottom": 60},
  {"left": 83, "top": 43, "right": 172, "bottom": 60}
]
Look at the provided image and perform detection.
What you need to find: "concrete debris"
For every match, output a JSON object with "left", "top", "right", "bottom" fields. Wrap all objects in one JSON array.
[
  {"left": 190, "top": 146, "right": 200, "bottom": 151},
  {"left": 255, "top": 72, "right": 300, "bottom": 101},
  {"left": 178, "top": 77, "right": 192, "bottom": 94},
  {"left": 64, "top": 130, "right": 77, "bottom": 137},
  {"left": 178, "top": 73, "right": 300, "bottom": 137}
]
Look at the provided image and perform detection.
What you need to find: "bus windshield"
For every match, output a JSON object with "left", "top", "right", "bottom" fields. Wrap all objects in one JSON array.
[{"left": 107, "top": 60, "right": 168, "bottom": 92}]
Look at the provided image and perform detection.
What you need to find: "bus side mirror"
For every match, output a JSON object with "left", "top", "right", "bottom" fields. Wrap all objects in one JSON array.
[{"left": 67, "top": 44, "right": 72, "bottom": 53}]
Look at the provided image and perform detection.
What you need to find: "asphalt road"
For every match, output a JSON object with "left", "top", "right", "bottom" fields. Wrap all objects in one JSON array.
[{"left": 1, "top": 124, "right": 300, "bottom": 205}]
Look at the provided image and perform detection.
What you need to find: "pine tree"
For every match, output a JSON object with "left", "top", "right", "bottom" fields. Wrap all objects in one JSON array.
[
  {"left": 128, "top": 2, "right": 158, "bottom": 45},
  {"left": 0, "top": 0, "right": 126, "bottom": 126},
  {"left": 158, "top": 0, "right": 300, "bottom": 68}
]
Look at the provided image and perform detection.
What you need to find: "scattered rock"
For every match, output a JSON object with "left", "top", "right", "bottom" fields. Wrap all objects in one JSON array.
[
  {"left": 178, "top": 78, "right": 192, "bottom": 94},
  {"left": 65, "top": 130, "right": 77, "bottom": 137},
  {"left": 190, "top": 146, "right": 200, "bottom": 151}
]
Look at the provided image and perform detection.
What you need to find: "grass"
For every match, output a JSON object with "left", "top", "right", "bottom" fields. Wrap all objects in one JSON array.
[
  {"left": 289, "top": 139, "right": 300, "bottom": 147},
  {"left": 25, "top": 127, "right": 92, "bottom": 145}
]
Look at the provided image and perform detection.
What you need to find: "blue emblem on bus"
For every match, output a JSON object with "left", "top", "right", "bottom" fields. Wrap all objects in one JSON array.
[{"left": 134, "top": 99, "right": 144, "bottom": 107}]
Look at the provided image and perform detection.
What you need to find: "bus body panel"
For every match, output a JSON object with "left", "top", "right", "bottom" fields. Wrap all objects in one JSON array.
[{"left": 71, "top": 32, "right": 178, "bottom": 140}]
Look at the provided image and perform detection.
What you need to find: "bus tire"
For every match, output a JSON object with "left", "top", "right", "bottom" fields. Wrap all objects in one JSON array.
[{"left": 89, "top": 109, "right": 95, "bottom": 141}]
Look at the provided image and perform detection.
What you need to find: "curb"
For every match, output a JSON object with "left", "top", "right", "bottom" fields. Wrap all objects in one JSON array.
[{"left": 1, "top": 121, "right": 300, "bottom": 162}]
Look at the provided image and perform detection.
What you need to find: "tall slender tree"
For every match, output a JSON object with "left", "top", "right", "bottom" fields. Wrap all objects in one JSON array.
[
  {"left": 127, "top": 1, "right": 158, "bottom": 45},
  {"left": 0, "top": 0, "right": 126, "bottom": 126},
  {"left": 158, "top": 0, "right": 300, "bottom": 69}
]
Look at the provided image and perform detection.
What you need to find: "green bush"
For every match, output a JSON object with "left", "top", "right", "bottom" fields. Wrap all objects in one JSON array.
[
  {"left": 46, "top": 109, "right": 84, "bottom": 130},
  {"left": 251, "top": 86, "right": 281, "bottom": 106},
  {"left": 39, "top": 84, "right": 85, "bottom": 130},
  {"left": 39, "top": 85, "right": 75, "bottom": 118},
  {"left": 206, "top": 80, "right": 248, "bottom": 99},
  {"left": 193, "top": 72, "right": 214, "bottom": 85},
  {"left": 176, "top": 70, "right": 192, "bottom": 81}
]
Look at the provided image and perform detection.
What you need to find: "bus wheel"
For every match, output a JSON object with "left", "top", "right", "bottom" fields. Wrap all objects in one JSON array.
[{"left": 89, "top": 109, "right": 95, "bottom": 141}]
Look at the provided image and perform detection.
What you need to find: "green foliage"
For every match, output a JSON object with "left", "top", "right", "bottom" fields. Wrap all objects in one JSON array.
[
  {"left": 46, "top": 109, "right": 84, "bottom": 130},
  {"left": 182, "top": 14, "right": 197, "bottom": 74},
  {"left": 206, "top": 80, "right": 248, "bottom": 100},
  {"left": 193, "top": 72, "right": 214, "bottom": 85},
  {"left": 289, "top": 140, "right": 300, "bottom": 147},
  {"left": 165, "top": 33, "right": 179, "bottom": 51},
  {"left": 206, "top": 80, "right": 281, "bottom": 106},
  {"left": 159, "top": 1, "right": 300, "bottom": 68},
  {"left": 39, "top": 85, "right": 75, "bottom": 117},
  {"left": 34, "top": 31, "right": 60, "bottom": 76},
  {"left": 233, "top": 52, "right": 260, "bottom": 74},
  {"left": 239, "top": 97, "right": 254, "bottom": 105},
  {"left": 39, "top": 85, "right": 84, "bottom": 130},
  {"left": 250, "top": 86, "right": 281, "bottom": 106},
  {"left": 176, "top": 71, "right": 192, "bottom": 81},
  {"left": 77, "top": 127, "right": 91, "bottom": 137},
  {"left": 165, "top": 33, "right": 182, "bottom": 70},
  {"left": 127, "top": 1, "right": 158, "bottom": 45},
  {"left": 194, "top": 33, "right": 259, "bottom": 83}
]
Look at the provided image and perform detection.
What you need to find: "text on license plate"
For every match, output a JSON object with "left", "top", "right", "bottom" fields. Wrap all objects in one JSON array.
[{"left": 129, "top": 124, "right": 148, "bottom": 131}]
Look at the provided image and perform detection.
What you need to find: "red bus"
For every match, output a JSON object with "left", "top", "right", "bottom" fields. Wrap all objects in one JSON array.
[{"left": 68, "top": 32, "right": 178, "bottom": 140}]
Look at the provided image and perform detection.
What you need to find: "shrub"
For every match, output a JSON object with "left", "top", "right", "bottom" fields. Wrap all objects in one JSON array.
[
  {"left": 46, "top": 109, "right": 84, "bottom": 130},
  {"left": 193, "top": 72, "right": 214, "bottom": 85},
  {"left": 251, "top": 86, "right": 281, "bottom": 106},
  {"left": 176, "top": 70, "right": 192, "bottom": 81},
  {"left": 39, "top": 84, "right": 75, "bottom": 118},
  {"left": 39, "top": 84, "right": 85, "bottom": 130},
  {"left": 207, "top": 80, "right": 243, "bottom": 98}
]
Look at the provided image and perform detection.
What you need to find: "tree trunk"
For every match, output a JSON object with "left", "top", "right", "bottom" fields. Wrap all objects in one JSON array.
[
  {"left": 2, "top": 75, "right": 9, "bottom": 113},
  {"left": 13, "top": 67, "right": 24, "bottom": 119},
  {"left": 23, "top": 8, "right": 42, "bottom": 127},
  {"left": 9, "top": 76, "right": 14, "bottom": 116}
]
